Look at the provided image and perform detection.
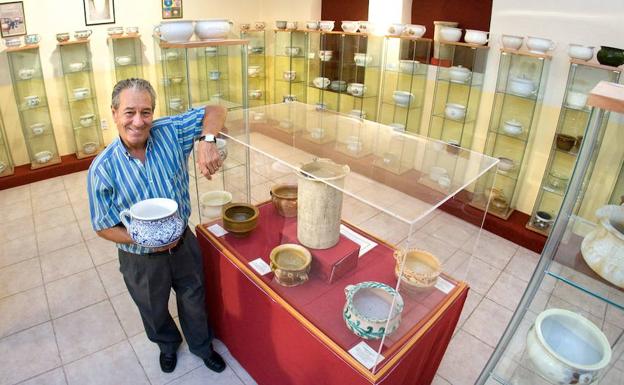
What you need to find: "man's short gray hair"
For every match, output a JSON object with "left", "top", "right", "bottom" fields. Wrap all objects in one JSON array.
[{"left": 111, "top": 78, "right": 157, "bottom": 111}]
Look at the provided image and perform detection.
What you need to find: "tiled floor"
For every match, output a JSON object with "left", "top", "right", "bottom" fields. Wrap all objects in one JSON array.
[{"left": 0, "top": 162, "right": 545, "bottom": 385}]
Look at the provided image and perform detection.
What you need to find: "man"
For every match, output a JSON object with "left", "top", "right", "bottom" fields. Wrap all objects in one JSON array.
[{"left": 87, "top": 78, "right": 226, "bottom": 374}]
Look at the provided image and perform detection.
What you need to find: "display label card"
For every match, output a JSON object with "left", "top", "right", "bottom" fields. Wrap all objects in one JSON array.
[
  {"left": 435, "top": 277, "right": 455, "bottom": 294},
  {"left": 348, "top": 341, "right": 385, "bottom": 370},
  {"left": 249, "top": 258, "right": 272, "bottom": 276},
  {"left": 340, "top": 225, "right": 377, "bottom": 257},
  {"left": 207, "top": 224, "right": 228, "bottom": 237}
]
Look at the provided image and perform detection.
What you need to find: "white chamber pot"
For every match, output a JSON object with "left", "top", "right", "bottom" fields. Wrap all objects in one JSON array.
[
  {"left": 566, "top": 91, "right": 588, "bottom": 109},
  {"left": 169, "top": 98, "right": 183, "bottom": 110},
  {"left": 74, "top": 30, "right": 92, "bottom": 39},
  {"left": 341, "top": 21, "right": 359, "bottom": 33},
  {"left": 24, "top": 34, "right": 40, "bottom": 45},
  {"left": 440, "top": 27, "right": 462, "bottom": 42},
  {"left": 126, "top": 26, "right": 139, "bottom": 34},
  {"left": 249, "top": 89, "right": 263, "bottom": 99},
  {"left": 330, "top": 80, "right": 347, "bottom": 92},
  {"left": 200, "top": 190, "right": 232, "bottom": 219},
  {"left": 285, "top": 46, "right": 300, "bottom": 56},
  {"left": 464, "top": 29, "right": 488, "bottom": 45},
  {"left": 358, "top": 21, "right": 370, "bottom": 33},
  {"left": 346, "top": 83, "right": 366, "bottom": 97},
  {"left": 73, "top": 87, "right": 90, "bottom": 100},
  {"left": 387, "top": 23, "right": 405, "bottom": 36},
  {"left": 313, "top": 77, "right": 330, "bottom": 89},
  {"left": 405, "top": 24, "right": 426, "bottom": 37},
  {"left": 508, "top": 77, "right": 536, "bottom": 97},
  {"left": 30, "top": 123, "right": 45, "bottom": 135},
  {"left": 286, "top": 21, "right": 298, "bottom": 30},
  {"left": 196, "top": 19, "right": 232, "bottom": 39},
  {"left": 501, "top": 34, "right": 523, "bottom": 50},
  {"left": 526, "top": 36, "right": 556, "bottom": 54},
  {"left": 392, "top": 91, "right": 414, "bottom": 107},
  {"left": 448, "top": 65, "right": 471, "bottom": 83},
  {"left": 353, "top": 53, "right": 373, "bottom": 66},
  {"left": 568, "top": 44, "right": 594, "bottom": 61},
  {"left": 444, "top": 103, "right": 466, "bottom": 120},
  {"left": 526, "top": 308, "right": 611, "bottom": 385},
  {"left": 503, "top": 119, "right": 523, "bottom": 136},
  {"left": 204, "top": 47, "right": 217, "bottom": 57},
  {"left": 305, "top": 21, "right": 319, "bottom": 30},
  {"left": 4, "top": 37, "right": 21, "bottom": 47},
  {"left": 115, "top": 56, "right": 132, "bottom": 66},
  {"left": 158, "top": 20, "right": 194, "bottom": 42},
  {"left": 497, "top": 157, "right": 515, "bottom": 172},
  {"left": 209, "top": 70, "right": 220, "bottom": 80},
  {"left": 319, "top": 20, "right": 334, "bottom": 31},
  {"left": 34, "top": 150, "right": 53, "bottom": 164},
  {"left": 275, "top": 20, "right": 287, "bottom": 30},
  {"left": 107, "top": 27, "right": 123, "bottom": 36}
]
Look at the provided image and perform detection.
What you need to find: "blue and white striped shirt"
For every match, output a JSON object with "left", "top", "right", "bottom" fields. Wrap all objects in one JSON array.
[{"left": 87, "top": 107, "right": 205, "bottom": 254}]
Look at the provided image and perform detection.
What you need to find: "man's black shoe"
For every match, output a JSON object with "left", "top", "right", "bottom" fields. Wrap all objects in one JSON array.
[
  {"left": 203, "top": 351, "right": 226, "bottom": 373},
  {"left": 159, "top": 352, "right": 177, "bottom": 373}
]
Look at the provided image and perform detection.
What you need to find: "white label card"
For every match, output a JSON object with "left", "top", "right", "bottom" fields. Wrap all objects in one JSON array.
[
  {"left": 434, "top": 277, "right": 455, "bottom": 294},
  {"left": 340, "top": 225, "right": 377, "bottom": 257},
  {"left": 348, "top": 341, "right": 385, "bottom": 370},
  {"left": 207, "top": 224, "right": 228, "bottom": 237},
  {"left": 249, "top": 258, "right": 272, "bottom": 276}
]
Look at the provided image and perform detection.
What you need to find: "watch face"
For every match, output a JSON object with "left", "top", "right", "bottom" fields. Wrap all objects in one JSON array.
[{"left": 203, "top": 135, "right": 217, "bottom": 143}]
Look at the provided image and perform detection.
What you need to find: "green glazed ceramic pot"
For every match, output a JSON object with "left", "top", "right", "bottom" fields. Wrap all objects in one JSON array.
[{"left": 597, "top": 46, "right": 624, "bottom": 67}]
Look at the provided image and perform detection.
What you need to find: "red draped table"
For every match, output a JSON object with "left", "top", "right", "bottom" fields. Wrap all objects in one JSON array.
[{"left": 198, "top": 202, "right": 468, "bottom": 385}]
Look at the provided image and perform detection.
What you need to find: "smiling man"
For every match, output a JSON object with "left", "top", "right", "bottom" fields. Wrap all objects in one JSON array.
[{"left": 87, "top": 78, "right": 227, "bottom": 374}]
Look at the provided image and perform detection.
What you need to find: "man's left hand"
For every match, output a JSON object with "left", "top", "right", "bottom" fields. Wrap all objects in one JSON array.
[{"left": 197, "top": 141, "right": 222, "bottom": 180}]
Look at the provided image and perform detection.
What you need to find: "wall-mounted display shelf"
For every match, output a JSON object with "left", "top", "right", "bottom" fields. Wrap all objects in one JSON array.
[
  {"left": 273, "top": 29, "right": 308, "bottom": 104},
  {"left": 241, "top": 29, "right": 267, "bottom": 107}
]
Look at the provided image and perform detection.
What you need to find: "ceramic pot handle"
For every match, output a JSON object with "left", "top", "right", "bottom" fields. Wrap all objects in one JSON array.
[
  {"left": 120, "top": 209, "right": 132, "bottom": 230},
  {"left": 550, "top": 41, "right": 557, "bottom": 51},
  {"left": 344, "top": 284, "right": 355, "bottom": 297}
]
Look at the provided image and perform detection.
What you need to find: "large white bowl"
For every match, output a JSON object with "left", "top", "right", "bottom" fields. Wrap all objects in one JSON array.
[
  {"left": 341, "top": 21, "right": 359, "bottom": 33},
  {"left": 526, "top": 308, "right": 611, "bottom": 385},
  {"left": 508, "top": 77, "right": 536, "bottom": 97},
  {"left": 159, "top": 20, "right": 194, "bottom": 42},
  {"left": 501, "top": 34, "right": 523, "bottom": 50},
  {"left": 526, "top": 36, "right": 555, "bottom": 54},
  {"left": 196, "top": 19, "right": 232, "bottom": 40},
  {"left": 464, "top": 29, "right": 488, "bottom": 45},
  {"left": 392, "top": 91, "right": 414, "bottom": 107},
  {"left": 440, "top": 27, "right": 462, "bottom": 42},
  {"left": 568, "top": 44, "right": 594, "bottom": 61},
  {"left": 449, "top": 65, "right": 471, "bottom": 83},
  {"left": 444, "top": 103, "right": 466, "bottom": 120}
]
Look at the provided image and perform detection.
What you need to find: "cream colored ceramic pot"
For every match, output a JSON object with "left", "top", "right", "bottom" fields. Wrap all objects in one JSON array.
[{"left": 581, "top": 204, "right": 624, "bottom": 288}]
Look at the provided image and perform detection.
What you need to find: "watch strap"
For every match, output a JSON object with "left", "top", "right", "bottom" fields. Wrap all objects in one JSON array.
[{"left": 197, "top": 134, "right": 217, "bottom": 143}]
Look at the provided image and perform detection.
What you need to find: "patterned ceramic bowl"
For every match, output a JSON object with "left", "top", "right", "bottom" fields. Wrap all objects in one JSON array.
[
  {"left": 343, "top": 281, "right": 404, "bottom": 339},
  {"left": 120, "top": 198, "right": 185, "bottom": 248}
]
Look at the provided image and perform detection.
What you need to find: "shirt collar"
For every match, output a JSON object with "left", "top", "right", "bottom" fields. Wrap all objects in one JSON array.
[{"left": 114, "top": 135, "right": 153, "bottom": 160}]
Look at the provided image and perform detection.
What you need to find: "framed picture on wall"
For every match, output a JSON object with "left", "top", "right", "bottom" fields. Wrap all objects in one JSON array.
[
  {"left": 162, "top": 0, "right": 182, "bottom": 19},
  {"left": 0, "top": 2, "right": 27, "bottom": 38},
  {"left": 83, "top": 0, "right": 115, "bottom": 26}
]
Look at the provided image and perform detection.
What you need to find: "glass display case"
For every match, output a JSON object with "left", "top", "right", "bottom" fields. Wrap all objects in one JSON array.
[
  {"left": 273, "top": 29, "right": 308, "bottom": 104},
  {"left": 108, "top": 34, "right": 143, "bottom": 82},
  {"left": 0, "top": 108, "right": 14, "bottom": 177},
  {"left": 190, "top": 102, "right": 499, "bottom": 380},
  {"left": 6, "top": 44, "right": 61, "bottom": 168},
  {"left": 527, "top": 60, "right": 621, "bottom": 235},
  {"left": 154, "top": 36, "right": 248, "bottom": 117},
  {"left": 378, "top": 36, "right": 432, "bottom": 135},
  {"left": 609, "top": 165, "right": 624, "bottom": 205},
  {"left": 427, "top": 41, "right": 489, "bottom": 149},
  {"left": 472, "top": 49, "right": 551, "bottom": 219},
  {"left": 241, "top": 28, "right": 267, "bottom": 107},
  {"left": 477, "top": 81, "right": 624, "bottom": 385}
]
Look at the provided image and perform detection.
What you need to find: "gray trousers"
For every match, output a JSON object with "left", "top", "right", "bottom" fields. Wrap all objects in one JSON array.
[{"left": 118, "top": 228, "right": 214, "bottom": 358}]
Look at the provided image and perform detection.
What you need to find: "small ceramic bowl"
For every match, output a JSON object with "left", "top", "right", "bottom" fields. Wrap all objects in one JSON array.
[
  {"left": 556, "top": 134, "right": 576, "bottom": 151},
  {"left": 56, "top": 33, "right": 70, "bottom": 43},
  {"left": 497, "top": 157, "right": 516, "bottom": 172},
  {"left": 533, "top": 211, "right": 554, "bottom": 229},
  {"left": 394, "top": 249, "right": 441, "bottom": 291},
  {"left": 222, "top": 203, "right": 259, "bottom": 237},
  {"left": 270, "top": 184, "right": 298, "bottom": 217},
  {"left": 200, "top": 190, "right": 232, "bottom": 219},
  {"left": 269, "top": 244, "right": 311, "bottom": 287},
  {"left": 82, "top": 142, "right": 98, "bottom": 155}
]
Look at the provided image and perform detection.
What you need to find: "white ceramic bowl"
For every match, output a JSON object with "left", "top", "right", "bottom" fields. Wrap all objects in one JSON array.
[
  {"left": 449, "top": 65, "right": 471, "bottom": 83},
  {"left": 358, "top": 21, "right": 370, "bottom": 33},
  {"left": 319, "top": 20, "right": 334, "bottom": 31},
  {"left": 568, "top": 44, "right": 594, "bottom": 61},
  {"left": 30, "top": 123, "right": 45, "bottom": 135},
  {"left": 526, "top": 308, "right": 611, "bottom": 385},
  {"left": 254, "top": 22, "right": 265, "bottom": 30},
  {"left": 209, "top": 70, "right": 220, "bottom": 80},
  {"left": 399, "top": 60, "right": 420, "bottom": 74},
  {"left": 275, "top": 20, "right": 287, "bottom": 29},
  {"left": 4, "top": 37, "right": 21, "bottom": 47},
  {"left": 497, "top": 157, "right": 516, "bottom": 172},
  {"left": 387, "top": 23, "right": 405, "bottom": 36},
  {"left": 444, "top": 103, "right": 466, "bottom": 120},
  {"left": 56, "top": 33, "right": 70, "bottom": 43},
  {"left": 306, "top": 21, "right": 319, "bottom": 30},
  {"left": 115, "top": 56, "right": 132, "bottom": 66},
  {"left": 283, "top": 70, "right": 296, "bottom": 81},
  {"left": 196, "top": 19, "right": 231, "bottom": 40},
  {"left": 248, "top": 65, "right": 261, "bottom": 77},
  {"left": 69, "top": 62, "right": 85, "bottom": 72},
  {"left": 34, "top": 150, "right": 53, "bottom": 164},
  {"left": 341, "top": 21, "right": 359, "bottom": 33},
  {"left": 503, "top": 120, "right": 523, "bottom": 136},
  {"left": 526, "top": 36, "right": 555, "bottom": 54},
  {"left": 200, "top": 190, "right": 233, "bottom": 219},
  {"left": 566, "top": 91, "right": 588, "bottom": 109},
  {"left": 347, "top": 83, "right": 366, "bottom": 97},
  {"left": 393, "top": 91, "right": 414, "bottom": 107},
  {"left": 508, "top": 77, "right": 536, "bottom": 97},
  {"left": 159, "top": 20, "right": 194, "bottom": 42},
  {"left": 126, "top": 26, "right": 139, "bottom": 34},
  {"left": 440, "top": 27, "right": 462, "bottom": 42},
  {"left": 74, "top": 30, "right": 92, "bottom": 39},
  {"left": 73, "top": 88, "right": 90, "bottom": 100},
  {"left": 501, "top": 34, "right": 523, "bottom": 50},
  {"left": 82, "top": 142, "right": 98, "bottom": 155},
  {"left": 79, "top": 114, "right": 95, "bottom": 127},
  {"left": 330, "top": 80, "right": 347, "bottom": 92},
  {"left": 107, "top": 27, "right": 123, "bottom": 36},
  {"left": 24, "top": 95, "right": 40, "bottom": 107},
  {"left": 354, "top": 53, "right": 373, "bottom": 66},
  {"left": 405, "top": 24, "right": 426, "bottom": 38},
  {"left": 24, "top": 34, "right": 40, "bottom": 45},
  {"left": 286, "top": 21, "right": 298, "bottom": 30},
  {"left": 313, "top": 77, "right": 330, "bottom": 89},
  {"left": 464, "top": 29, "right": 488, "bottom": 45}
]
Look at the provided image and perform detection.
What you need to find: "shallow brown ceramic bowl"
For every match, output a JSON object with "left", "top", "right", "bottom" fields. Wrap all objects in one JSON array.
[
  {"left": 270, "top": 244, "right": 312, "bottom": 287},
  {"left": 270, "top": 184, "right": 298, "bottom": 217},
  {"left": 556, "top": 134, "right": 576, "bottom": 151},
  {"left": 222, "top": 203, "right": 259, "bottom": 237}
]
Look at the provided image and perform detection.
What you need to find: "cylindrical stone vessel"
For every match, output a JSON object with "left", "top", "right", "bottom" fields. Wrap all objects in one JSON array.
[{"left": 297, "top": 159, "right": 350, "bottom": 249}]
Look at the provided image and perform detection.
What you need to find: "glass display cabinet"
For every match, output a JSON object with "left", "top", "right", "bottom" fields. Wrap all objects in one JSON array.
[
  {"left": 477, "top": 81, "right": 624, "bottom": 385},
  {"left": 241, "top": 28, "right": 267, "bottom": 107},
  {"left": 59, "top": 39, "right": 105, "bottom": 159},
  {"left": 154, "top": 36, "right": 248, "bottom": 117},
  {"left": 527, "top": 60, "right": 621, "bottom": 235},
  {"left": 108, "top": 34, "right": 143, "bottom": 82},
  {"left": 378, "top": 36, "right": 432, "bottom": 135},
  {"left": 0, "top": 108, "right": 14, "bottom": 177},
  {"left": 427, "top": 41, "right": 489, "bottom": 149},
  {"left": 191, "top": 102, "right": 499, "bottom": 384},
  {"left": 6, "top": 44, "right": 61, "bottom": 168},
  {"left": 472, "top": 49, "right": 551, "bottom": 219},
  {"left": 273, "top": 29, "right": 308, "bottom": 104},
  {"left": 306, "top": 30, "right": 342, "bottom": 112},
  {"left": 609, "top": 165, "right": 624, "bottom": 205}
]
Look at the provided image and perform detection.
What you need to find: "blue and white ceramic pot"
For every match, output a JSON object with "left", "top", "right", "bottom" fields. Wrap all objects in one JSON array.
[
  {"left": 120, "top": 198, "right": 185, "bottom": 248},
  {"left": 343, "top": 281, "right": 404, "bottom": 340}
]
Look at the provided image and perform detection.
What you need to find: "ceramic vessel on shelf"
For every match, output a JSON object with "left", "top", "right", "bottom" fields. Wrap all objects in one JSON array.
[
  {"left": 354, "top": 53, "right": 373, "bottom": 66},
  {"left": 497, "top": 157, "right": 515, "bottom": 173},
  {"left": 347, "top": 83, "right": 366, "bottom": 97},
  {"left": 126, "top": 26, "right": 139, "bottom": 34},
  {"left": 73, "top": 87, "right": 90, "bottom": 100},
  {"left": 444, "top": 103, "right": 466, "bottom": 121},
  {"left": 169, "top": 98, "right": 183, "bottom": 110},
  {"left": 341, "top": 21, "right": 359, "bottom": 33},
  {"left": 283, "top": 70, "right": 296, "bottom": 81},
  {"left": 343, "top": 281, "right": 404, "bottom": 340},
  {"left": 556, "top": 134, "right": 576, "bottom": 151},
  {"left": 399, "top": 59, "right": 420, "bottom": 74},
  {"left": 107, "top": 27, "right": 123, "bottom": 36},
  {"left": 74, "top": 30, "right": 92, "bottom": 40},
  {"left": 204, "top": 47, "right": 217, "bottom": 57},
  {"left": 248, "top": 65, "right": 261, "bottom": 77},
  {"left": 82, "top": 142, "right": 98, "bottom": 155},
  {"left": 313, "top": 77, "right": 330, "bottom": 89},
  {"left": 394, "top": 249, "right": 441, "bottom": 291},
  {"left": 249, "top": 46, "right": 264, "bottom": 54},
  {"left": 18, "top": 68, "right": 35, "bottom": 80},
  {"left": 440, "top": 27, "right": 461, "bottom": 42},
  {"left": 209, "top": 70, "right": 220, "bottom": 80},
  {"left": 566, "top": 91, "right": 588, "bottom": 109},
  {"left": 357, "top": 21, "right": 370, "bottom": 33},
  {"left": 405, "top": 24, "right": 425, "bottom": 38},
  {"left": 548, "top": 171, "right": 569, "bottom": 191},
  {"left": 56, "top": 33, "right": 69, "bottom": 43},
  {"left": 275, "top": 20, "right": 287, "bottom": 29},
  {"left": 568, "top": 44, "right": 594, "bottom": 61},
  {"left": 4, "top": 37, "right": 21, "bottom": 47},
  {"left": 24, "top": 34, "right": 40, "bottom": 45},
  {"left": 285, "top": 46, "right": 300, "bottom": 56},
  {"left": 581, "top": 205, "right": 624, "bottom": 288},
  {"left": 30, "top": 123, "right": 45, "bottom": 135},
  {"left": 533, "top": 211, "right": 554, "bottom": 230},
  {"left": 270, "top": 244, "right": 311, "bottom": 287},
  {"left": 393, "top": 91, "right": 414, "bottom": 107},
  {"left": 239, "top": 23, "right": 250, "bottom": 31},
  {"left": 24, "top": 95, "right": 40, "bottom": 107},
  {"left": 319, "top": 20, "right": 334, "bottom": 31},
  {"left": 387, "top": 23, "right": 405, "bottom": 36},
  {"left": 170, "top": 76, "right": 183, "bottom": 84},
  {"left": 79, "top": 114, "right": 95, "bottom": 127},
  {"left": 449, "top": 65, "right": 471, "bottom": 83},
  {"left": 330, "top": 80, "right": 347, "bottom": 92},
  {"left": 305, "top": 21, "right": 319, "bottom": 30},
  {"left": 249, "top": 89, "right": 263, "bottom": 99},
  {"left": 526, "top": 308, "right": 611, "bottom": 384},
  {"left": 464, "top": 29, "right": 488, "bottom": 45},
  {"left": 254, "top": 21, "right": 265, "bottom": 30},
  {"left": 526, "top": 36, "right": 555, "bottom": 54},
  {"left": 115, "top": 56, "right": 132, "bottom": 66},
  {"left": 503, "top": 119, "right": 523, "bottom": 136},
  {"left": 199, "top": 190, "right": 232, "bottom": 219},
  {"left": 34, "top": 150, "right": 53, "bottom": 164},
  {"left": 286, "top": 21, "right": 298, "bottom": 30},
  {"left": 297, "top": 159, "right": 349, "bottom": 249},
  {"left": 270, "top": 184, "right": 298, "bottom": 218},
  {"left": 501, "top": 34, "right": 523, "bottom": 50},
  {"left": 195, "top": 19, "right": 232, "bottom": 39},
  {"left": 319, "top": 50, "right": 333, "bottom": 61},
  {"left": 508, "top": 77, "right": 536, "bottom": 97},
  {"left": 120, "top": 198, "right": 185, "bottom": 248},
  {"left": 597, "top": 46, "right": 624, "bottom": 67},
  {"left": 158, "top": 20, "right": 193, "bottom": 42},
  {"left": 68, "top": 62, "right": 85, "bottom": 72},
  {"left": 222, "top": 203, "right": 259, "bottom": 237}
]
